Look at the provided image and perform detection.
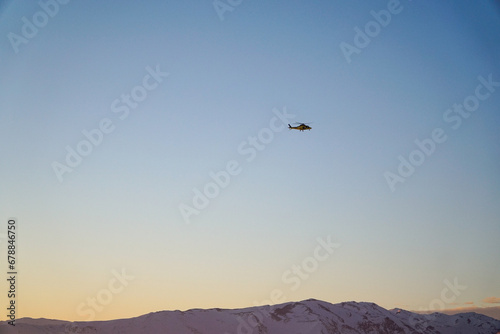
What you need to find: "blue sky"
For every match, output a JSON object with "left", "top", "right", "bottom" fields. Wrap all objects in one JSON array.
[{"left": 1, "top": 0, "right": 499, "bottom": 321}]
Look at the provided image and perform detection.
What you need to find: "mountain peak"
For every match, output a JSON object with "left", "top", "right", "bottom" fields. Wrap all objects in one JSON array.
[{"left": 2, "top": 299, "right": 499, "bottom": 334}]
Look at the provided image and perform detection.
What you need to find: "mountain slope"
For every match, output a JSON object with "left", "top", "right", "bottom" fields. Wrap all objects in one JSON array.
[{"left": 1, "top": 299, "right": 499, "bottom": 333}]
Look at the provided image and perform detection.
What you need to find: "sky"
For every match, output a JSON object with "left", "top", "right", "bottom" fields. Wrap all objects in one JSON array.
[{"left": 1, "top": 0, "right": 499, "bottom": 322}]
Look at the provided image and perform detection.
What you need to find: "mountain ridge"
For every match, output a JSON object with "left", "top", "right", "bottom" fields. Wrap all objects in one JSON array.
[{"left": 2, "top": 299, "right": 500, "bottom": 333}]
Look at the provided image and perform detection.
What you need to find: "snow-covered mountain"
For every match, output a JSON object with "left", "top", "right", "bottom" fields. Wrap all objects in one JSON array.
[{"left": 2, "top": 299, "right": 499, "bottom": 333}]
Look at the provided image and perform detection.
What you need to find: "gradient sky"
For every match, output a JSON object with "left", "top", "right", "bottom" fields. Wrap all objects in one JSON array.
[{"left": 1, "top": 0, "right": 499, "bottom": 322}]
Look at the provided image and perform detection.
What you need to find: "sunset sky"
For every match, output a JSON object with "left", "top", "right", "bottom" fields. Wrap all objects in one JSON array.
[{"left": 1, "top": 0, "right": 499, "bottom": 322}]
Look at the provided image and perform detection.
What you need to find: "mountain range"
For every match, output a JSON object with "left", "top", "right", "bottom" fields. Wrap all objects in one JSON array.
[{"left": 1, "top": 299, "right": 499, "bottom": 333}]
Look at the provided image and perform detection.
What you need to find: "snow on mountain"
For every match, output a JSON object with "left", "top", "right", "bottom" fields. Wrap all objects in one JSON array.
[{"left": 1, "top": 299, "right": 499, "bottom": 334}]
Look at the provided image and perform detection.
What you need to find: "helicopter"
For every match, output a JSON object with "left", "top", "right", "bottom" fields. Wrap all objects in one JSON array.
[{"left": 288, "top": 122, "right": 312, "bottom": 131}]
